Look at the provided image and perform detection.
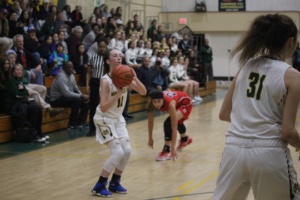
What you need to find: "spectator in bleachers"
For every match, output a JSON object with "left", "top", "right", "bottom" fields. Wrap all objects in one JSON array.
[
  {"left": 100, "top": 4, "right": 111, "bottom": 19},
  {"left": 200, "top": 38, "right": 214, "bottom": 81},
  {"left": 0, "top": 0, "right": 12, "bottom": 13},
  {"left": 71, "top": 5, "right": 85, "bottom": 28},
  {"left": 49, "top": 61, "right": 89, "bottom": 130},
  {"left": 54, "top": 11, "right": 66, "bottom": 32},
  {"left": 0, "top": 58, "right": 10, "bottom": 113},
  {"left": 85, "top": 39, "right": 107, "bottom": 136},
  {"left": 162, "top": 48, "right": 171, "bottom": 68},
  {"left": 107, "top": 30, "right": 123, "bottom": 52},
  {"left": 171, "top": 36, "right": 178, "bottom": 53},
  {"left": 4, "top": 63, "right": 45, "bottom": 142},
  {"left": 157, "top": 25, "right": 163, "bottom": 42},
  {"left": 143, "top": 41, "right": 153, "bottom": 58},
  {"left": 125, "top": 20, "right": 135, "bottom": 38},
  {"left": 114, "top": 13, "right": 122, "bottom": 25},
  {"left": 147, "top": 19, "right": 157, "bottom": 39},
  {"left": 24, "top": 25, "right": 47, "bottom": 73},
  {"left": 62, "top": 5, "right": 72, "bottom": 25},
  {"left": 49, "top": 5, "right": 57, "bottom": 16},
  {"left": 51, "top": 32, "right": 59, "bottom": 51},
  {"left": 150, "top": 56, "right": 169, "bottom": 91},
  {"left": 48, "top": 43, "right": 69, "bottom": 76},
  {"left": 125, "top": 40, "right": 140, "bottom": 69},
  {"left": 110, "top": 7, "right": 116, "bottom": 17},
  {"left": 83, "top": 23, "right": 100, "bottom": 49},
  {"left": 66, "top": 25, "right": 83, "bottom": 56},
  {"left": 70, "top": 43, "right": 88, "bottom": 86},
  {"left": 8, "top": 11, "right": 18, "bottom": 38},
  {"left": 37, "top": 0, "right": 50, "bottom": 21},
  {"left": 105, "top": 16, "right": 116, "bottom": 38},
  {"left": 91, "top": 7, "right": 102, "bottom": 19},
  {"left": 83, "top": 16, "right": 96, "bottom": 38},
  {"left": 150, "top": 28, "right": 160, "bottom": 43},
  {"left": 38, "top": 13, "right": 58, "bottom": 40},
  {"left": 16, "top": 10, "right": 30, "bottom": 35},
  {"left": 135, "top": 20, "right": 144, "bottom": 35},
  {"left": 150, "top": 47, "right": 159, "bottom": 66},
  {"left": 136, "top": 57, "right": 155, "bottom": 95},
  {"left": 120, "top": 32, "right": 127, "bottom": 53},
  {"left": 101, "top": 17, "right": 107, "bottom": 29},
  {"left": 178, "top": 34, "right": 192, "bottom": 56},
  {"left": 124, "top": 32, "right": 134, "bottom": 51},
  {"left": 58, "top": 30, "right": 68, "bottom": 54},
  {"left": 168, "top": 58, "right": 191, "bottom": 96},
  {"left": 0, "top": 8, "right": 9, "bottom": 37},
  {"left": 136, "top": 40, "right": 144, "bottom": 64},
  {"left": 11, "top": 1, "right": 22, "bottom": 19},
  {"left": 177, "top": 56, "right": 202, "bottom": 103},
  {"left": 38, "top": 36, "right": 53, "bottom": 61},
  {"left": 187, "top": 50, "right": 202, "bottom": 83},
  {"left": 12, "top": 34, "right": 43, "bottom": 85},
  {"left": 5, "top": 49, "right": 63, "bottom": 117}
]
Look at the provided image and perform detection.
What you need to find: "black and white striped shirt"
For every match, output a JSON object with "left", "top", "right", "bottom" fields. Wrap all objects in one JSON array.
[{"left": 88, "top": 53, "right": 105, "bottom": 79}]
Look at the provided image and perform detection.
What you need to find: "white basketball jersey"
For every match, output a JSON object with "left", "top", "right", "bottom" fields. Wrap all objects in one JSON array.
[
  {"left": 95, "top": 74, "right": 128, "bottom": 118},
  {"left": 227, "top": 57, "right": 291, "bottom": 139}
]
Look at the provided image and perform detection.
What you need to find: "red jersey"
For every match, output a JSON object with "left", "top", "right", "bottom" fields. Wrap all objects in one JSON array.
[
  {"left": 160, "top": 90, "right": 192, "bottom": 124},
  {"left": 160, "top": 90, "right": 192, "bottom": 111}
]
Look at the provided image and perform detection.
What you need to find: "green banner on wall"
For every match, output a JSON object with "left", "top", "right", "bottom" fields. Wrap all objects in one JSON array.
[{"left": 219, "top": 0, "right": 246, "bottom": 12}]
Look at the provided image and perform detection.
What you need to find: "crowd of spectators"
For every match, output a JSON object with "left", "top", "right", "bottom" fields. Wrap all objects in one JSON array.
[{"left": 0, "top": 0, "right": 212, "bottom": 138}]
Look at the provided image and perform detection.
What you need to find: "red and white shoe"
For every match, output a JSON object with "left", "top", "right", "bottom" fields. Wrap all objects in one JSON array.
[
  {"left": 176, "top": 137, "right": 193, "bottom": 151},
  {"left": 155, "top": 151, "right": 172, "bottom": 161}
]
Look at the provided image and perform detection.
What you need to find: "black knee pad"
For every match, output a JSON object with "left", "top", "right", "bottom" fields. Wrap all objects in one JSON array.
[
  {"left": 163, "top": 117, "right": 172, "bottom": 141},
  {"left": 178, "top": 123, "right": 186, "bottom": 134}
]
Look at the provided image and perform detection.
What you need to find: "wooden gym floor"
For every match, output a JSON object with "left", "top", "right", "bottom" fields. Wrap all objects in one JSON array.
[{"left": 0, "top": 89, "right": 299, "bottom": 200}]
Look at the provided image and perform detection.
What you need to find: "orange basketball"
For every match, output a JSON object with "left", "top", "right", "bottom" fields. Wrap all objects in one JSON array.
[{"left": 111, "top": 65, "right": 134, "bottom": 88}]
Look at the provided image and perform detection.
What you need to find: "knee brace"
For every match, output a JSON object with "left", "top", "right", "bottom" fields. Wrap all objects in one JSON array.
[
  {"left": 178, "top": 123, "right": 186, "bottom": 134},
  {"left": 116, "top": 137, "right": 132, "bottom": 171},
  {"left": 103, "top": 140, "right": 124, "bottom": 173},
  {"left": 164, "top": 117, "right": 172, "bottom": 141}
]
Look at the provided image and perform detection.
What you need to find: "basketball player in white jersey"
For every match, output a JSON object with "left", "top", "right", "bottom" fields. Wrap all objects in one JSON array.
[
  {"left": 213, "top": 14, "right": 300, "bottom": 200},
  {"left": 91, "top": 49, "right": 146, "bottom": 198}
]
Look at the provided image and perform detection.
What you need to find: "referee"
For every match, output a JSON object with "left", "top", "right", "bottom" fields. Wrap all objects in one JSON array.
[{"left": 86, "top": 39, "right": 107, "bottom": 136}]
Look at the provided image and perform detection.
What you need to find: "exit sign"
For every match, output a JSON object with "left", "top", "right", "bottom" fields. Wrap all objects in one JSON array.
[{"left": 179, "top": 18, "right": 187, "bottom": 25}]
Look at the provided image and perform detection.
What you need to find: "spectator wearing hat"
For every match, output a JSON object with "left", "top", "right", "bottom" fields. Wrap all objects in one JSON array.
[
  {"left": 24, "top": 25, "right": 47, "bottom": 73},
  {"left": 0, "top": 0, "right": 12, "bottom": 13},
  {"left": 38, "top": 0, "right": 50, "bottom": 21}
]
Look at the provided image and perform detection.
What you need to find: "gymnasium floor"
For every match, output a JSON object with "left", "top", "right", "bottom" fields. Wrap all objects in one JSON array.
[
  {"left": 0, "top": 90, "right": 225, "bottom": 160},
  {"left": 0, "top": 89, "right": 299, "bottom": 200}
]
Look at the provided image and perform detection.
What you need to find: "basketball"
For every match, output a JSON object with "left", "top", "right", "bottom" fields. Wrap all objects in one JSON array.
[{"left": 111, "top": 65, "right": 134, "bottom": 88}]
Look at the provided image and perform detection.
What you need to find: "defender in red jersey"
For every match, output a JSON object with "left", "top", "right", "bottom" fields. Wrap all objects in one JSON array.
[{"left": 147, "top": 89, "right": 193, "bottom": 161}]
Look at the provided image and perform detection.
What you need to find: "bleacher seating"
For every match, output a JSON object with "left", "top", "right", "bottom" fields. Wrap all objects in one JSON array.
[{"left": 0, "top": 74, "right": 216, "bottom": 143}]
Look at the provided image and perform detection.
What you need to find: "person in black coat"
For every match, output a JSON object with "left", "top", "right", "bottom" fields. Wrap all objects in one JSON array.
[
  {"left": 136, "top": 57, "right": 154, "bottom": 95},
  {"left": 70, "top": 43, "right": 89, "bottom": 86}
]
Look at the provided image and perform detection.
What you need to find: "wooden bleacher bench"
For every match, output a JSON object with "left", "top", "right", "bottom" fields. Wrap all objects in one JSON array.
[{"left": 0, "top": 80, "right": 216, "bottom": 144}]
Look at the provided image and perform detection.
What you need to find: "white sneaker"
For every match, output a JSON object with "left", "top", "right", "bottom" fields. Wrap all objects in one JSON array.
[
  {"left": 192, "top": 99, "right": 199, "bottom": 106},
  {"left": 35, "top": 137, "right": 46, "bottom": 143},
  {"left": 44, "top": 135, "right": 50, "bottom": 140},
  {"left": 195, "top": 96, "right": 203, "bottom": 101}
]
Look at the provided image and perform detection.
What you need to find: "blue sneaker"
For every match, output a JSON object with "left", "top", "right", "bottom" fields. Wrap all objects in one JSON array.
[
  {"left": 108, "top": 180, "right": 127, "bottom": 194},
  {"left": 91, "top": 182, "right": 113, "bottom": 198}
]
